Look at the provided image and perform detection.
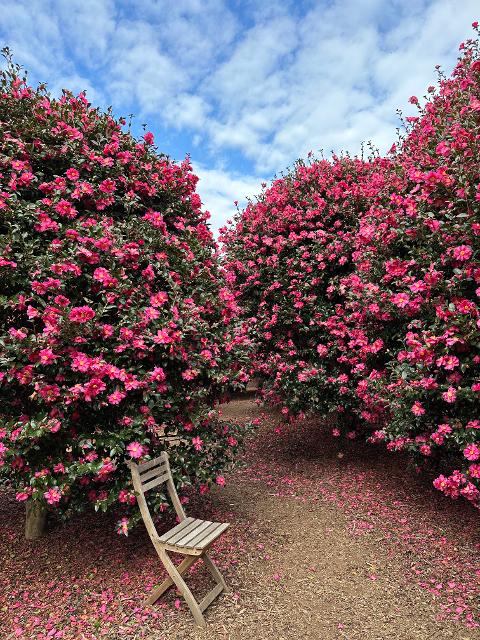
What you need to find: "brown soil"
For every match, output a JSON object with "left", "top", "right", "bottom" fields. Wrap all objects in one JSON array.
[
  {"left": 2, "top": 398, "right": 479, "bottom": 640},
  {"left": 149, "top": 398, "right": 480, "bottom": 640}
]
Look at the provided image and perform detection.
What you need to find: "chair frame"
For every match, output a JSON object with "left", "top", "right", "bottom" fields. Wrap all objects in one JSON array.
[{"left": 128, "top": 452, "right": 230, "bottom": 627}]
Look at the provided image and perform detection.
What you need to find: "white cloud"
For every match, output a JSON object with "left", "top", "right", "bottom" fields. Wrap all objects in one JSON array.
[
  {"left": 198, "top": 0, "right": 479, "bottom": 173},
  {"left": 192, "top": 163, "right": 260, "bottom": 233},
  {"left": 108, "top": 25, "right": 188, "bottom": 114},
  {"left": 54, "top": 0, "right": 117, "bottom": 65},
  {"left": 0, "top": 0, "right": 478, "bottom": 233}
]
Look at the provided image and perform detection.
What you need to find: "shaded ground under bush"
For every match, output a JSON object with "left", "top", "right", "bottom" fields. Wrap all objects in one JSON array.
[{"left": 1, "top": 398, "right": 479, "bottom": 639}]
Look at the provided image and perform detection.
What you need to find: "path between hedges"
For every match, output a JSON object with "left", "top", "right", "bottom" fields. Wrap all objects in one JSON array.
[
  {"left": 1, "top": 398, "right": 480, "bottom": 640},
  {"left": 154, "top": 398, "right": 480, "bottom": 640}
]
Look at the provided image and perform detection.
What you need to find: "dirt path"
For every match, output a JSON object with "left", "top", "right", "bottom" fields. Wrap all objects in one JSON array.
[
  {"left": 153, "top": 398, "right": 480, "bottom": 640},
  {"left": 1, "top": 398, "right": 479, "bottom": 639}
]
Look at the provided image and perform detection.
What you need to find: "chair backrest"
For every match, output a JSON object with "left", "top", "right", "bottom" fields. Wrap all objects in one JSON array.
[
  {"left": 128, "top": 452, "right": 187, "bottom": 544},
  {"left": 133, "top": 452, "right": 171, "bottom": 493}
]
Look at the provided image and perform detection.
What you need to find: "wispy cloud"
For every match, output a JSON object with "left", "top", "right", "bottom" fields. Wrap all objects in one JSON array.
[
  {"left": 0, "top": 0, "right": 478, "bottom": 230},
  {"left": 192, "top": 163, "right": 260, "bottom": 233}
]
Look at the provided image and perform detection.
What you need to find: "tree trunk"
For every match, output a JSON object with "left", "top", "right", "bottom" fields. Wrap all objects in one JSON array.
[{"left": 25, "top": 501, "right": 47, "bottom": 539}]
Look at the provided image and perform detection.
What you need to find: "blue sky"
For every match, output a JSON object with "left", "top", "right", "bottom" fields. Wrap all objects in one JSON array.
[{"left": 0, "top": 0, "right": 478, "bottom": 231}]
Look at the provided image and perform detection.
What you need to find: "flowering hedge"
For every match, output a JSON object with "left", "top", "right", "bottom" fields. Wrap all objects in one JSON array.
[
  {"left": 357, "top": 30, "right": 480, "bottom": 507},
  {"left": 0, "top": 53, "right": 249, "bottom": 534},
  {"left": 223, "top": 28, "right": 480, "bottom": 509},
  {"left": 221, "top": 155, "right": 400, "bottom": 432}
]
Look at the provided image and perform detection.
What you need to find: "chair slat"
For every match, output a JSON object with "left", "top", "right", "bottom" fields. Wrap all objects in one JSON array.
[
  {"left": 165, "top": 518, "right": 204, "bottom": 545},
  {"left": 176, "top": 520, "right": 214, "bottom": 547},
  {"left": 157, "top": 517, "right": 195, "bottom": 543},
  {"left": 137, "top": 454, "right": 167, "bottom": 473},
  {"left": 140, "top": 462, "right": 169, "bottom": 483},
  {"left": 186, "top": 521, "right": 221, "bottom": 548},
  {"left": 192, "top": 523, "right": 229, "bottom": 550},
  {"left": 187, "top": 522, "right": 219, "bottom": 548},
  {"left": 142, "top": 472, "right": 170, "bottom": 492}
]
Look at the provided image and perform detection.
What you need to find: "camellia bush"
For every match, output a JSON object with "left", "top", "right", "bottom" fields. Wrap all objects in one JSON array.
[
  {"left": 355, "top": 29, "right": 480, "bottom": 507},
  {"left": 0, "top": 53, "right": 250, "bottom": 535},
  {"left": 223, "top": 27, "right": 480, "bottom": 510},
  {"left": 221, "top": 154, "right": 401, "bottom": 433}
]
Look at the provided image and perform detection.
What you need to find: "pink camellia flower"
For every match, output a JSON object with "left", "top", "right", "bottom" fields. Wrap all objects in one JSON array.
[
  {"left": 150, "top": 291, "right": 168, "bottom": 307},
  {"left": 411, "top": 401, "right": 425, "bottom": 416},
  {"left": 99, "top": 178, "right": 116, "bottom": 194},
  {"left": 149, "top": 366, "right": 166, "bottom": 382},
  {"left": 69, "top": 306, "right": 95, "bottom": 323},
  {"left": 38, "top": 348, "right": 58, "bottom": 365},
  {"left": 83, "top": 378, "right": 106, "bottom": 401},
  {"left": 464, "top": 443, "right": 480, "bottom": 461},
  {"left": 442, "top": 387, "right": 457, "bottom": 403},
  {"left": 433, "top": 475, "right": 449, "bottom": 492},
  {"left": 116, "top": 517, "right": 129, "bottom": 536},
  {"left": 48, "top": 419, "right": 61, "bottom": 433},
  {"left": 391, "top": 292, "right": 410, "bottom": 308},
  {"left": 182, "top": 369, "right": 199, "bottom": 381},
  {"left": 452, "top": 245, "right": 473, "bottom": 261},
  {"left": 54, "top": 199, "right": 77, "bottom": 219},
  {"left": 437, "top": 423, "right": 452, "bottom": 435},
  {"left": 455, "top": 298, "right": 475, "bottom": 314},
  {"left": 143, "top": 132, "right": 154, "bottom": 145},
  {"left": 143, "top": 306, "right": 160, "bottom": 321},
  {"left": 436, "top": 355, "right": 459, "bottom": 370},
  {"left": 37, "top": 384, "right": 60, "bottom": 402},
  {"left": 215, "top": 475, "right": 226, "bottom": 487},
  {"left": 316, "top": 344, "right": 328, "bottom": 357},
  {"left": 118, "top": 489, "right": 130, "bottom": 503},
  {"left": 9, "top": 327, "right": 28, "bottom": 340},
  {"left": 153, "top": 329, "right": 173, "bottom": 344},
  {"left": 97, "top": 458, "right": 116, "bottom": 480},
  {"left": 71, "top": 352, "right": 91, "bottom": 373},
  {"left": 108, "top": 390, "right": 126, "bottom": 405},
  {"left": 469, "top": 96, "right": 480, "bottom": 111},
  {"left": 54, "top": 294, "right": 70, "bottom": 307},
  {"left": 93, "top": 267, "right": 117, "bottom": 287},
  {"left": 15, "top": 492, "right": 30, "bottom": 501},
  {"left": 436, "top": 141, "right": 450, "bottom": 156},
  {"left": 419, "top": 444, "right": 431, "bottom": 456},
  {"left": 126, "top": 441, "right": 144, "bottom": 459},
  {"left": 66, "top": 168, "right": 79, "bottom": 181},
  {"left": 44, "top": 487, "right": 62, "bottom": 505},
  {"left": 53, "top": 463, "right": 65, "bottom": 473},
  {"left": 192, "top": 436, "right": 203, "bottom": 451},
  {"left": 469, "top": 464, "right": 480, "bottom": 478},
  {"left": 0, "top": 257, "right": 17, "bottom": 268}
]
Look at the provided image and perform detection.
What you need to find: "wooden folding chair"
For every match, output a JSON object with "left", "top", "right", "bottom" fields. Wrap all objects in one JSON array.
[{"left": 128, "top": 452, "right": 230, "bottom": 627}]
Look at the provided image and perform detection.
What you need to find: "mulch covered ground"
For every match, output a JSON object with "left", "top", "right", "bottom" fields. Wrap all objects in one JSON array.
[{"left": 1, "top": 398, "right": 480, "bottom": 639}]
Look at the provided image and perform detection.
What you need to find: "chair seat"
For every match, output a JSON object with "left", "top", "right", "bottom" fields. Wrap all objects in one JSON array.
[{"left": 157, "top": 516, "right": 229, "bottom": 555}]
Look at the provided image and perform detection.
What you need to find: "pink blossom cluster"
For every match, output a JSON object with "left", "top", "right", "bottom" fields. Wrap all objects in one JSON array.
[
  {"left": 222, "top": 27, "right": 480, "bottom": 510},
  {"left": 0, "top": 55, "right": 250, "bottom": 531}
]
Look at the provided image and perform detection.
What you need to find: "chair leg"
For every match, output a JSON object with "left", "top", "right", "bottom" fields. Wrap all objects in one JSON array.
[
  {"left": 159, "top": 549, "right": 206, "bottom": 627},
  {"left": 144, "top": 554, "right": 198, "bottom": 606},
  {"left": 202, "top": 552, "right": 230, "bottom": 592}
]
